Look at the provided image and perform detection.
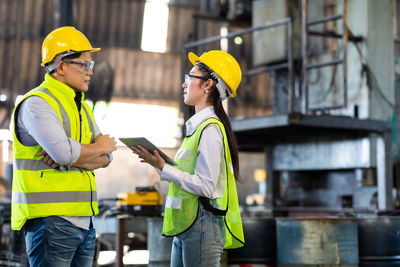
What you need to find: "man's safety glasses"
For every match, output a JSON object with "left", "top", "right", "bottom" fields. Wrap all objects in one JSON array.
[{"left": 63, "top": 59, "right": 95, "bottom": 74}]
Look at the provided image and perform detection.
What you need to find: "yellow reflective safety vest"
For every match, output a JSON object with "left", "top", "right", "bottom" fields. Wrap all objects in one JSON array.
[
  {"left": 11, "top": 73, "right": 98, "bottom": 231},
  {"left": 162, "top": 118, "right": 245, "bottom": 249}
]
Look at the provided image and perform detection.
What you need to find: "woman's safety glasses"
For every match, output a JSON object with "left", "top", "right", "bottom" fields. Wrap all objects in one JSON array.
[{"left": 184, "top": 74, "right": 209, "bottom": 84}]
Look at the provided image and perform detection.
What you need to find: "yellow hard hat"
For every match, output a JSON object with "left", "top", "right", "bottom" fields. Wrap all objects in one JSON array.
[
  {"left": 188, "top": 50, "right": 241, "bottom": 98},
  {"left": 41, "top": 26, "right": 100, "bottom": 66}
]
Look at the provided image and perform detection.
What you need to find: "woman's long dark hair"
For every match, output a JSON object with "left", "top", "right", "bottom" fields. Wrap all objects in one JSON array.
[{"left": 197, "top": 63, "right": 240, "bottom": 181}]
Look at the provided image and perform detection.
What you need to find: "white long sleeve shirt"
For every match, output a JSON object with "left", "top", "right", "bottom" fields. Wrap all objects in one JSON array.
[
  {"left": 16, "top": 95, "right": 112, "bottom": 230},
  {"left": 160, "top": 106, "right": 226, "bottom": 199},
  {"left": 17, "top": 96, "right": 83, "bottom": 165}
]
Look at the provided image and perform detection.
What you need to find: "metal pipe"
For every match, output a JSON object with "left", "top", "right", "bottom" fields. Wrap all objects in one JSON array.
[
  {"left": 342, "top": 0, "right": 348, "bottom": 109},
  {"left": 273, "top": 206, "right": 377, "bottom": 213},
  {"left": 184, "top": 18, "right": 291, "bottom": 48},
  {"left": 265, "top": 146, "right": 274, "bottom": 209},
  {"left": 306, "top": 58, "right": 343, "bottom": 70},
  {"left": 306, "top": 14, "right": 343, "bottom": 26},
  {"left": 181, "top": 46, "right": 187, "bottom": 126},
  {"left": 301, "top": 0, "right": 308, "bottom": 113},
  {"left": 377, "top": 131, "right": 394, "bottom": 210},
  {"left": 8, "top": 0, "right": 24, "bottom": 125},
  {"left": 308, "top": 30, "right": 363, "bottom": 42},
  {"left": 244, "top": 63, "right": 289, "bottom": 76},
  {"left": 58, "top": 0, "right": 73, "bottom": 27},
  {"left": 116, "top": 217, "right": 125, "bottom": 267},
  {"left": 287, "top": 20, "right": 294, "bottom": 114},
  {"left": 307, "top": 104, "right": 347, "bottom": 111}
]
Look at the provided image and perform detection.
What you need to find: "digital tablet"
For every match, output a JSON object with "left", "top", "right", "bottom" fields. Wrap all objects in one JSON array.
[{"left": 119, "top": 137, "right": 177, "bottom": 166}]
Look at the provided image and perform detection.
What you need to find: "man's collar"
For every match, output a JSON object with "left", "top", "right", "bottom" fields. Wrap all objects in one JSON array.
[{"left": 43, "top": 73, "right": 84, "bottom": 100}]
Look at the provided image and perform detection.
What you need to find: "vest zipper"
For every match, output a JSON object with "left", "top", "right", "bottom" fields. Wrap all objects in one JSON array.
[
  {"left": 77, "top": 96, "right": 94, "bottom": 217},
  {"left": 79, "top": 112, "right": 82, "bottom": 142}
]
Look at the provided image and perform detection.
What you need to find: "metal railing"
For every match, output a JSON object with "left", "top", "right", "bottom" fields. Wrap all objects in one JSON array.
[
  {"left": 183, "top": 0, "right": 351, "bottom": 115},
  {"left": 302, "top": 0, "right": 348, "bottom": 112}
]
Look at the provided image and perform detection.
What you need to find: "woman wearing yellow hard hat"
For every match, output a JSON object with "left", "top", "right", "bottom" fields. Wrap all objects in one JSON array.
[{"left": 132, "top": 50, "right": 245, "bottom": 266}]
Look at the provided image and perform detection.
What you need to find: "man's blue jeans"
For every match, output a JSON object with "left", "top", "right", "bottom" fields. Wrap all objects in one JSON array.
[
  {"left": 23, "top": 216, "right": 96, "bottom": 267},
  {"left": 170, "top": 203, "right": 226, "bottom": 267}
]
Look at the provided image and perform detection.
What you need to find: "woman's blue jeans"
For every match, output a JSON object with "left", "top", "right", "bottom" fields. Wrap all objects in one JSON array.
[
  {"left": 23, "top": 216, "right": 96, "bottom": 267},
  {"left": 170, "top": 203, "right": 226, "bottom": 267}
]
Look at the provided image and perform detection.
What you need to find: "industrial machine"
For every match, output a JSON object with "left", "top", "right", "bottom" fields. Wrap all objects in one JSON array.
[{"left": 116, "top": 186, "right": 162, "bottom": 217}]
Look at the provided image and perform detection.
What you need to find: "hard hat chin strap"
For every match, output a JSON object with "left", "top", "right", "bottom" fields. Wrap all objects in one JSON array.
[{"left": 212, "top": 72, "right": 231, "bottom": 101}]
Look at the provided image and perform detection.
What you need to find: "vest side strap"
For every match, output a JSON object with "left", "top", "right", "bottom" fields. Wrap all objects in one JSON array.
[{"left": 199, "top": 196, "right": 227, "bottom": 216}]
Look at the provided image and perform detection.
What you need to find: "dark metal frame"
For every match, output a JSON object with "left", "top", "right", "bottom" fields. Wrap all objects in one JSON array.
[{"left": 231, "top": 113, "right": 393, "bottom": 212}]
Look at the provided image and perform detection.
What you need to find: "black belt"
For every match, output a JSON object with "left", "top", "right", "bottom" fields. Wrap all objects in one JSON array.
[{"left": 198, "top": 197, "right": 227, "bottom": 216}]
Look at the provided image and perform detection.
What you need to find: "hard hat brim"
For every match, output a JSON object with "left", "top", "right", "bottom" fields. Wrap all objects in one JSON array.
[
  {"left": 90, "top": 48, "right": 101, "bottom": 53},
  {"left": 188, "top": 52, "right": 199, "bottom": 66},
  {"left": 40, "top": 48, "right": 101, "bottom": 66}
]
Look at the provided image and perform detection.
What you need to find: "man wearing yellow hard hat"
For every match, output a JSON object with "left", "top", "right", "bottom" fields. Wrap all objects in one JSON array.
[
  {"left": 11, "top": 26, "right": 117, "bottom": 266},
  {"left": 132, "top": 50, "right": 245, "bottom": 266}
]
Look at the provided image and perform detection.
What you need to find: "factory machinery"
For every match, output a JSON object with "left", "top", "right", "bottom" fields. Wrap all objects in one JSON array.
[
  {"left": 0, "top": 0, "right": 398, "bottom": 266},
  {"left": 179, "top": 0, "right": 400, "bottom": 266}
]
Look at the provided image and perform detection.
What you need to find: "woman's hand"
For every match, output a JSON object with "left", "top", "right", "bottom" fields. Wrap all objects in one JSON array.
[
  {"left": 36, "top": 151, "right": 60, "bottom": 169},
  {"left": 131, "top": 145, "right": 166, "bottom": 171}
]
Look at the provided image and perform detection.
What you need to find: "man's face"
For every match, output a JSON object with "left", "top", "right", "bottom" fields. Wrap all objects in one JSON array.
[{"left": 61, "top": 52, "right": 93, "bottom": 93}]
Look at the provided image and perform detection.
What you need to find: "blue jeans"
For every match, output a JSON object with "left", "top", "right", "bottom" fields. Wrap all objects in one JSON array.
[
  {"left": 170, "top": 203, "right": 226, "bottom": 267},
  {"left": 23, "top": 216, "right": 96, "bottom": 267}
]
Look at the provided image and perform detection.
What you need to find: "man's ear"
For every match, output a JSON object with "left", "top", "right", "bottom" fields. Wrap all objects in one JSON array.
[{"left": 55, "top": 61, "right": 65, "bottom": 76}]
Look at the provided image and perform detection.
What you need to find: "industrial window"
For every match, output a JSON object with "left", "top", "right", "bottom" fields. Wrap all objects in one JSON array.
[
  {"left": 141, "top": 0, "right": 170, "bottom": 53},
  {"left": 90, "top": 101, "right": 180, "bottom": 148}
]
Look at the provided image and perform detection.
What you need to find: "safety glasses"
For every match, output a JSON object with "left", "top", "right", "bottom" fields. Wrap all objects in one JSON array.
[
  {"left": 184, "top": 74, "right": 209, "bottom": 84},
  {"left": 63, "top": 59, "right": 95, "bottom": 74}
]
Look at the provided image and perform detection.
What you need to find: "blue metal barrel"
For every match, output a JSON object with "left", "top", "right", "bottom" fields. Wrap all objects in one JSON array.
[
  {"left": 276, "top": 218, "right": 358, "bottom": 266},
  {"left": 358, "top": 216, "right": 400, "bottom": 267},
  {"left": 147, "top": 218, "right": 173, "bottom": 267},
  {"left": 228, "top": 217, "right": 276, "bottom": 264}
]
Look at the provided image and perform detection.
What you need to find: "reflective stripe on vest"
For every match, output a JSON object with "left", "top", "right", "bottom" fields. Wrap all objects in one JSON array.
[
  {"left": 12, "top": 191, "right": 97, "bottom": 204},
  {"left": 35, "top": 88, "right": 71, "bottom": 137},
  {"left": 13, "top": 158, "right": 82, "bottom": 172},
  {"left": 162, "top": 118, "right": 244, "bottom": 249},
  {"left": 14, "top": 158, "right": 54, "bottom": 171},
  {"left": 11, "top": 74, "right": 98, "bottom": 231},
  {"left": 82, "top": 103, "right": 95, "bottom": 143}
]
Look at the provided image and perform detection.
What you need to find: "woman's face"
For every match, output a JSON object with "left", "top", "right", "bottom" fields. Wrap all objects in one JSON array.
[{"left": 182, "top": 65, "right": 209, "bottom": 106}]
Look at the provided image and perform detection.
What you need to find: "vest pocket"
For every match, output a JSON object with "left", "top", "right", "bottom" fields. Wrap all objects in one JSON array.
[
  {"left": 165, "top": 196, "right": 182, "bottom": 209},
  {"left": 175, "top": 148, "right": 191, "bottom": 160}
]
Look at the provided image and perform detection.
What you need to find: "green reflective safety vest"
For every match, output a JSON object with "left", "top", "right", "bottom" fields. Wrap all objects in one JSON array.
[
  {"left": 11, "top": 73, "right": 98, "bottom": 231},
  {"left": 162, "top": 118, "right": 245, "bottom": 249}
]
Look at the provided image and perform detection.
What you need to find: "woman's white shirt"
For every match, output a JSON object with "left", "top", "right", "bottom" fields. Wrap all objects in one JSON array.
[{"left": 160, "top": 106, "right": 226, "bottom": 199}]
